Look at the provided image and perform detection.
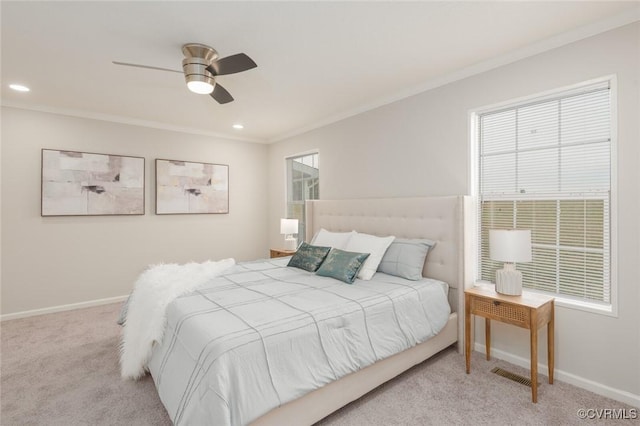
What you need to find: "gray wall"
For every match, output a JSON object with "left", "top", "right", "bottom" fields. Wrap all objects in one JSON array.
[
  {"left": 267, "top": 23, "right": 640, "bottom": 402},
  {"left": 1, "top": 108, "right": 269, "bottom": 314}
]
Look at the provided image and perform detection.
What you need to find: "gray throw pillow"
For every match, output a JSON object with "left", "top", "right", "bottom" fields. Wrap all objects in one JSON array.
[
  {"left": 288, "top": 242, "right": 331, "bottom": 272},
  {"left": 377, "top": 239, "right": 436, "bottom": 280},
  {"left": 316, "top": 248, "right": 370, "bottom": 284}
]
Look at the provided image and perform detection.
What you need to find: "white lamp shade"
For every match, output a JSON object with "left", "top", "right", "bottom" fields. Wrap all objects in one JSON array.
[
  {"left": 489, "top": 229, "right": 532, "bottom": 263},
  {"left": 280, "top": 218, "right": 299, "bottom": 235}
]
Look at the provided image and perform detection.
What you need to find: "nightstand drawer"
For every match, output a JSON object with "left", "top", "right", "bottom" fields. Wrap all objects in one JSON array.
[{"left": 471, "top": 297, "right": 530, "bottom": 327}]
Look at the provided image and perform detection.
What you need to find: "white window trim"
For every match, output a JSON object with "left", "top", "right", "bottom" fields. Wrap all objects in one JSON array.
[{"left": 468, "top": 75, "right": 618, "bottom": 317}]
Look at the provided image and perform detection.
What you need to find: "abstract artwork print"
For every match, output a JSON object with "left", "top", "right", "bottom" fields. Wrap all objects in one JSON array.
[
  {"left": 155, "top": 159, "right": 229, "bottom": 214},
  {"left": 41, "top": 149, "right": 144, "bottom": 216}
]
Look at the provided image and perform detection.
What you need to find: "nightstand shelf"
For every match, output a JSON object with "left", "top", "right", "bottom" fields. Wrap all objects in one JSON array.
[
  {"left": 270, "top": 248, "right": 296, "bottom": 259},
  {"left": 465, "top": 283, "right": 555, "bottom": 403}
]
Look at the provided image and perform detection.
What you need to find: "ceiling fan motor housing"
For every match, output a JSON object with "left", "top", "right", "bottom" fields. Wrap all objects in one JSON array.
[{"left": 182, "top": 43, "right": 218, "bottom": 93}]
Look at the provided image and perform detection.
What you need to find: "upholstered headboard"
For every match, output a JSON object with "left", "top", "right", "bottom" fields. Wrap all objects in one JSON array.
[{"left": 305, "top": 196, "right": 475, "bottom": 317}]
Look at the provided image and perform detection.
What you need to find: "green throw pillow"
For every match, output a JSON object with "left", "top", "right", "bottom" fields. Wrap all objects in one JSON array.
[
  {"left": 316, "top": 248, "right": 370, "bottom": 284},
  {"left": 287, "top": 242, "right": 331, "bottom": 272}
]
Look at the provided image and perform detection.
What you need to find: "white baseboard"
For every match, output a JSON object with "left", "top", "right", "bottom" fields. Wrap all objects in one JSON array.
[
  {"left": 473, "top": 343, "right": 640, "bottom": 409},
  {"left": 1, "top": 295, "right": 128, "bottom": 321}
]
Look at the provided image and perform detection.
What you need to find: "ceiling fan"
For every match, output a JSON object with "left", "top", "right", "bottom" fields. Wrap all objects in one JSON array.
[{"left": 113, "top": 43, "right": 257, "bottom": 104}]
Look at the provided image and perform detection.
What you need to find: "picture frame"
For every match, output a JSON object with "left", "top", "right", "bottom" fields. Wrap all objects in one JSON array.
[
  {"left": 41, "top": 149, "right": 145, "bottom": 216},
  {"left": 155, "top": 158, "right": 229, "bottom": 214}
]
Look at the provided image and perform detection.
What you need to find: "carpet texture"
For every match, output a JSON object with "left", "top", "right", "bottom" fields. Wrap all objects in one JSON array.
[{"left": 1, "top": 303, "right": 636, "bottom": 425}]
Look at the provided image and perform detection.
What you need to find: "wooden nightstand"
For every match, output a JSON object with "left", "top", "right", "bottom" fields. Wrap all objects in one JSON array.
[
  {"left": 465, "top": 283, "right": 554, "bottom": 403},
  {"left": 270, "top": 248, "right": 296, "bottom": 259}
]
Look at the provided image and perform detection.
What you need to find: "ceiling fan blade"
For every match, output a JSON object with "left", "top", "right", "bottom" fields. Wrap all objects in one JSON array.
[
  {"left": 207, "top": 53, "right": 257, "bottom": 76},
  {"left": 112, "top": 61, "right": 182, "bottom": 74},
  {"left": 210, "top": 83, "right": 234, "bottom": 104}
]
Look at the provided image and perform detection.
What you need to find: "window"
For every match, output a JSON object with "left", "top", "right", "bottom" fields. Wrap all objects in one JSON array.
[
  {"left": 286, "top": 152, "right": 319, "bottom": 240},
  {"left": 476, "top": 79, "right": 614, "bottom": 310}
]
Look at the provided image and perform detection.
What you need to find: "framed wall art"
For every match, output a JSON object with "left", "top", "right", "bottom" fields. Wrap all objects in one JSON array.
[
  {"left": 155, "top": 159, "right": 229, "bottom": 214},
  {"left": 41, "top": 149, "right": 145, "bottom": 216}
]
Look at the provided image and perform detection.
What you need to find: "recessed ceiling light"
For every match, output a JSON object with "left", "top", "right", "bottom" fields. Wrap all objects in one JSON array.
[
  {"left": 9, "top": 84, "right": 30, "bottom": 92},
  {"left": 232, "top": 124, "right": 244, "bottom": 130}
]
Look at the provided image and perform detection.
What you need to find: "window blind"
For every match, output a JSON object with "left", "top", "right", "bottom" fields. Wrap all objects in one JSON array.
[{"left": 478, "top": 81, "right": 611, "bottom": 303}]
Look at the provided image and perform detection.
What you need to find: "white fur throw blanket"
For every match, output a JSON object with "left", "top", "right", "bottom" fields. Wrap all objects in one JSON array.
[{"left": 120, "top": 258, "right": 235, "bottom": 380}]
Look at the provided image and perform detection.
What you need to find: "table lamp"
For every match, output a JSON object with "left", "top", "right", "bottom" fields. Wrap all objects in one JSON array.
[
  {"left": 489, "top": 229, "right": 532, "bottom": 296},
  {"left": 280, "top": 218, "right": 299, "bottom": 251}
]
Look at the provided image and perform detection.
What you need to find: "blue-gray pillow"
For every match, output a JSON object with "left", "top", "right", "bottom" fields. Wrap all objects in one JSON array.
[
  {"left": 316, "top": 248, "right": 370, "bottom": 284},
  {"left": 377, "top": 239, "right": 436, "bottom": 280},
  {"left": 287, "top": 242, "right": 331, "bottom": 272}
]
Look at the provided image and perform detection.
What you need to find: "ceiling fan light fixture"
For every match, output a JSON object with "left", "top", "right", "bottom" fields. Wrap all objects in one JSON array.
[
  {"left": 183, "top": 56, "right": 216, "bottom": 94},
  {"left": 187, "top": 79, "right": 215, "bottom": 95}
]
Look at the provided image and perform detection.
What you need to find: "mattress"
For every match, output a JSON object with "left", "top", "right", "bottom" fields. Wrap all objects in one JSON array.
[{"left": 148, "top": 257, "right": 451, "bottom": 426}]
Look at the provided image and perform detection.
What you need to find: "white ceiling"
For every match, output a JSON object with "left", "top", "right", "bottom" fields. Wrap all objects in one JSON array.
[{"left": 2, "top": 2, "right": 638, "bottom": 143}]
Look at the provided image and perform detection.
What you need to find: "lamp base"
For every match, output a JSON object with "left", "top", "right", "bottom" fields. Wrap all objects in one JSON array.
[
  {"left": 495, "top": 263, "right": 522, "bottom": 296},
  {"left": 284, "top": 237, "right": 297, "bottom": 251}
]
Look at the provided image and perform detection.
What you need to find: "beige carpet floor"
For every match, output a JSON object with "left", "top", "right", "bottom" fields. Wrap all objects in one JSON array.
[{"left": 1, "top": 303, "right": 636, "bottom": 425}]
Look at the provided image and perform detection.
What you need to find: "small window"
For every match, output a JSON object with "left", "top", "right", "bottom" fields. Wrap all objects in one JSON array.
[{"left": 286, "top": 153, "right": 319, "bottom": 239}]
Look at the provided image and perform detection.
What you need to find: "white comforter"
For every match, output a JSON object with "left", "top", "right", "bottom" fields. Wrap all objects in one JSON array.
[{"left": 147, "top": 257, "right": 451, "bottom": 426}]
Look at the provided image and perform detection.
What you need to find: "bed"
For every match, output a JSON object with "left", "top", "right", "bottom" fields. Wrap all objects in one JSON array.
[{"left": 146, "top": 196, "right": 474, "bottom": 425}]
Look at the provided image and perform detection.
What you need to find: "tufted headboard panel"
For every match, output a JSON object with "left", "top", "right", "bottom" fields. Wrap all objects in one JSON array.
[{"left": 305, "top": 196, "right": 474, "bottom": 315}]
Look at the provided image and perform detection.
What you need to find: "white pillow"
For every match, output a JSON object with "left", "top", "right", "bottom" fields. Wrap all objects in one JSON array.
[
  {"left": 311, "top": 229, "right": 356, "bottom": 250},
  {"left": 345, "top": 232, "right": 395, "bottom": 280}
]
